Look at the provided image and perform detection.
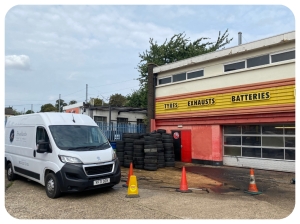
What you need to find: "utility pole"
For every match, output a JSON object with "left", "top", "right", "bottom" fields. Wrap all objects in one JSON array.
[
  {"left": 59, "top": 94, "right": 61, "bottom": 112},
  {"left": 86, "top": 84, "right": 88, "bottom": 103},
  {"left": 31, "top": 104, "right": 33, "bottom": 113}
]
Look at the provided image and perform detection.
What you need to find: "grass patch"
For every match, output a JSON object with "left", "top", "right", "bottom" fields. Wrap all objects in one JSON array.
[{"left": 5, "top": 181, "right": 13, "bottom": 190}]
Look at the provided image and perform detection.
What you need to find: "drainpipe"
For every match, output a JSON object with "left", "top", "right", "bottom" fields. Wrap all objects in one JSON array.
[{"left": 147, "top": 63, "right": 157, "bottom": 133}]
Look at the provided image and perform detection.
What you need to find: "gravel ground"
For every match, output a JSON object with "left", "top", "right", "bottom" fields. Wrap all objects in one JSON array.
[{"left": 4, "top": 164, "right": 296, "bottom": 220}]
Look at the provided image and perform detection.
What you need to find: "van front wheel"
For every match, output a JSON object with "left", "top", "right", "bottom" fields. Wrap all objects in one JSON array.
[
  {"left": 45, "top": 173, "right": 61, "bottom": 199},
  {"left": 7, "top": 163, "right": 16, "bottom": 181}
]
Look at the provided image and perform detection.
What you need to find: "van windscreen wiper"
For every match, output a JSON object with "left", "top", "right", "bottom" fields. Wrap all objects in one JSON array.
[
  {"left": 67, "top": 142, "right": 109, "bottom": 151},
  {"left": 67, "top": 146, "right": 99, "bottom": 151}
]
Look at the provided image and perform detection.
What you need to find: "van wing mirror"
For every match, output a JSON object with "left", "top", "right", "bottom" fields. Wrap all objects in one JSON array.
[{"left": 37, "top": 140, "right": 50, "bottom": 153}]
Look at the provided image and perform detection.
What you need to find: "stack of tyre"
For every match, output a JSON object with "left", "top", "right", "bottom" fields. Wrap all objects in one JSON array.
[
  {"left": 162, "top": 133, "right": 175, "bottom": 167},
  {"left": 132, "top": 138, "right": 145, "bottom": 169},
  {"left": 115, "top": 140, "right": 124, "bottom": 166},
  {"left": 143, "top": 135, "right": 158, "bottom": 171},
  {"left": 150, "top": 132, "right": 165, "bottom": 168},
  {"left": 122, "top": 133, "right": 135, "bottom": 168}
]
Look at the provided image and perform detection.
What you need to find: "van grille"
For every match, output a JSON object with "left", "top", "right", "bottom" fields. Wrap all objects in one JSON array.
[{"left": 84, "top": 164, "right": 113, "bottom": 176}]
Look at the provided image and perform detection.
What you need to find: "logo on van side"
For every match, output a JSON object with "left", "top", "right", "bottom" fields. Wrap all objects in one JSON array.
[{"left": 9, "top": 129, "right": 14, "bottom": 143}]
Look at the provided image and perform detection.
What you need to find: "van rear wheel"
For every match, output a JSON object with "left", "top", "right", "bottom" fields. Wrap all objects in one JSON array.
[
  {"left": 7, "top": 163, "right": 16, "bottom": 181},
  {"left": 45, "top": 173, "right": 61, "bottom": 199}
]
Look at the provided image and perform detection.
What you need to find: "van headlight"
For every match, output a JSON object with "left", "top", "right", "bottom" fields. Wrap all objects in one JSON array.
[
  {"left": 112, "top": 149, "right": 116, "bottom": 160},
  {"left": 58, "top": 155, "right": 82, "bottom": 164}
]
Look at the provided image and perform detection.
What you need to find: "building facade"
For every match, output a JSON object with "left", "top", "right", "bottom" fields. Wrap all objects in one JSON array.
[
  {"left": 149, "top": 31, "right": 295, "bottom": 172},
  {"left": 63, "top": 102, "right": 146, "bottom": 125},
  {"left": 63, "top": 103, "right": 147, "bottom": 140}
]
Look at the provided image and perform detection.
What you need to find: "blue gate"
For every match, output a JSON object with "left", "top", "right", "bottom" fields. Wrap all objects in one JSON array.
[{"left": 96, "top": 122, "right": 147, "bottom": 141}]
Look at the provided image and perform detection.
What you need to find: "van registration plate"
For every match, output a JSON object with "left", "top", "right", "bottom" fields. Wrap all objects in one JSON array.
[{"left": 93, "top": 178, "right": 110, "bottom": 185}]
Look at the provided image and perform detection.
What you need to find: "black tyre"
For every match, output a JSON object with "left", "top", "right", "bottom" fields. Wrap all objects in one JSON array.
[
  {"left": 144, "top": 165, "right": 157, "bottom": 171},
  {"left": 7, "top": 163, "right": 16, "bottom": 181},
  {"left": 144, "top": 136, "right": 155, "bottom": 141},
  {"left": 133, "top": 140, "right": 144, "bottom": 145},
  {"left": 162, "top": 134, "right": 172, "bottom": 139},
  {"left": 144, "top": 159, "right": 157, "bottom": 163},
  {"left": 164, "top": 150, "right": 174, "bottom": 154},
  {"left": 165, "top": 154, "right": 175, "bottom": 159},
  {"left": 157, "top": 129, "right": 166, "bottom": 134},
  {"left": 116, "top": 156, "right": 124, "bottom": 161},
  {"left": 144, "top": 141, "right": 156, "bottom": 145},
  {"left": 133, "top": 148, "right": 144, "bottom": 153},
  {"left": 116, "top": 148, "right": 124, "bottom": 152},
  {"left": 123, "top": 151, "right": 133, "bottom": 156},
  {"left": 124, "top": 146, "right": 133, "bottom": 151},
  {"left": 144, "top": 148, "right": 157, "bottom": 153},
  {"left": 163, "top": 139, "right": 174, "bottom": 143},
  {"left": 144, "top": 152, "right": 158, "bottom": 156},
  {"left": 134, "top": 160, "right": 144, "bottom": 165},
  {"left": 125, "top": 142, "right": 134, "bottom": 147},
  {"left": 165, "top": 161, "right": 175, "bottom": 167},
  {"left": 123, "top": 163, "right": 130, "bottom": 168},
  {"left": 45, "top": 173, "right": 61, "bottom": 199},
  {"left": 157, "top": 163, "right": 165, "bottom": 168},
  {"left": 133, "top": 145, "right": 143, "bottom": 150},
  {"left": 133, "top": 153, "right": 144, "bottom": 157},
  {"left": 163, "top": 143, "right": 174, "bottom": 148},
  {"left": 144, "top": 144, "right": 157, "bottom": 149},
  {"left": 134, "top": 164, "right": 144, "bottom": 169}
]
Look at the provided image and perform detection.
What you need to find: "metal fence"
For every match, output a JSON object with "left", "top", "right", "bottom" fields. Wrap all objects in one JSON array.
[{"left": 96, "top": 122, "right": 147, "bottom": 141}]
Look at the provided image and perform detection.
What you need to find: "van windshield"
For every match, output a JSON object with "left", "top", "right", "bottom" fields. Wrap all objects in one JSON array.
[{"left": 49, "top": 125, "right": 110, "bottom": 151}]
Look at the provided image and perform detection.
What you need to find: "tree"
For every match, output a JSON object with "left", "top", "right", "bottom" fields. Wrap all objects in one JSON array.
[
  {"left": 126, "top": 88, "right": 147, "bottom": 108},
  {"left": 11, "top": 109, "right": 22, "bottom": 115},
  {"left": 135, "top": 30, "right": 233, "bottom": 105},
  {"left": 109, "top": 93, "right": 127, "bottom": 107},
  {"left": 90, "top": 97, "right": 106, "bottom": 106},
  {"left": 69, "top": 100, "right": 77, "bottom": 105},
  {"left": 25, "top": 110, "right": 34, "bottom": 114},
  {"left": 55, "top": 99, "right": 67, "bottom": 112},
  {"left": 40, "top": 103, "right": 56, "bottom": 112}
]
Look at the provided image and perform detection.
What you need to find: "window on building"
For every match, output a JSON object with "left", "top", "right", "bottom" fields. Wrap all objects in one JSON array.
[
  {"left": 271, "top": 50, "right": 295, "bottom": 63},
  {"left": 117, "top": 117, "right": 128, "bottom": 124},
  {"left": 172, "top": 73, "right": 186, "bottom": 82},
  {"left": 158, "top": 77, "right": 171, "bottom": 85},
  {"left": 223, "top": 124, "right": 295, "bottom": 161},
  {"left": 224, "top": 61, "right": 245, "bottom": 72},
  {"left": 187, "top": 70, "right": 204, "bottom": 79},
  {"left": 94, "top": 116, "right": 107, "bottom": 123},
  {"left": 137, "top": 119, "right": 144, "bottom": 125},
  {"left": 247, "top": 54, "right": 269, "bottom": 68}
]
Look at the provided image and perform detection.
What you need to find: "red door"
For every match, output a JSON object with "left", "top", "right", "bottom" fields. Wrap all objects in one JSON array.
[{"left": 181, "top": 130, "right": 192, "bottom": 162}]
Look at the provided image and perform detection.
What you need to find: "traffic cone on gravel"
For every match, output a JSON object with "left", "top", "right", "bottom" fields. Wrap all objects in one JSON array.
[
  {"left": 125, "top": 175, "right": 140, "bottom": 198},
  {"left": 123, "top": 162, "right": 133, "bottom": 187},
  {"left": 244, "top": 168, "right": 262, "bottom": 195},
  {"left": 176, "top": 166, "right": 192, "bottom": 193}
]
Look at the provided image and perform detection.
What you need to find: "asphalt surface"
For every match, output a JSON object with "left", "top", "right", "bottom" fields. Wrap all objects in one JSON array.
[{"left": 4, "top": 162, "right": 297, "bottom": 220}]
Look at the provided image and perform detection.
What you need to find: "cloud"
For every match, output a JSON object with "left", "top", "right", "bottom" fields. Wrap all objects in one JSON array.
[{"left": 5, "top": 55, "right": 31, "bottom": 70}]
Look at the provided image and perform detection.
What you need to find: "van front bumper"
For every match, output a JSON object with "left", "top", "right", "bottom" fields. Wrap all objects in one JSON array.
[{"left": 56, "top": 158, "right": 121, "bottom": 193}]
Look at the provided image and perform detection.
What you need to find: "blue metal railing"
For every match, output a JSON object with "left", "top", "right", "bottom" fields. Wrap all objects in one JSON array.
[{"left": 96, "top": 122, "right": 147, "bottom": 141}]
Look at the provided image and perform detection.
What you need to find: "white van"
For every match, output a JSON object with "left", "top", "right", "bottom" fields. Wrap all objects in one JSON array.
[{"left": 5, "top": 112, "right": 121, "bottom": 198}]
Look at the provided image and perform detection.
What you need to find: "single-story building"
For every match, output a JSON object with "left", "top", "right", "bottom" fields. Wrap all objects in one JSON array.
[{"left": 147, "top": 31, "right": 295, "bottom": 172}]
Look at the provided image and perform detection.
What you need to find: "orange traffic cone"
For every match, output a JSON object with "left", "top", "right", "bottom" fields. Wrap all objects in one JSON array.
[
  {"left": 123, "top": 162, "right": 133, "bottom": 187},
  {"left": 176, "top": 166, "right": 192, "bottom": 193},
  {"left": 244, "top": 168, "right": 262, "bottom": 195}
]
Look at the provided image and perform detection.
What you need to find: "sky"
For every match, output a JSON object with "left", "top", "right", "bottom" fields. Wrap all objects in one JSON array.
[{"left": 3, "top": 1, "right": 297, "bottom": 113}]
